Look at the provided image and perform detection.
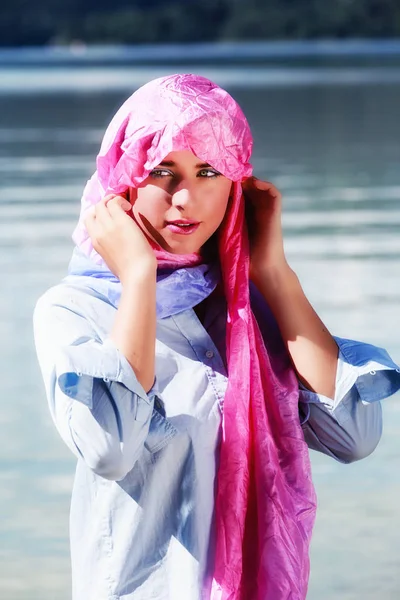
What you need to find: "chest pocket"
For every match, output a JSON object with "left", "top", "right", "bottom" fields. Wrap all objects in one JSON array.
[{"left": 144, "top": 396, "right": 179, "bottom": 454}]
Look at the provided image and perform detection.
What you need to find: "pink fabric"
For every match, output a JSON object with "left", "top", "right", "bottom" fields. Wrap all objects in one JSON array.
[{"left": 72, "top": 74, "right": 317, "bottom": 600}]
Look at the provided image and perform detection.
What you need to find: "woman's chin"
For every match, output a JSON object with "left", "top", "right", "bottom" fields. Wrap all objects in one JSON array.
[
  {"left": 160, "top": 234, "right": 202, "bottom": 255},
  {"left": 164, "top": 242, "right": 200, "bottom": 255}
]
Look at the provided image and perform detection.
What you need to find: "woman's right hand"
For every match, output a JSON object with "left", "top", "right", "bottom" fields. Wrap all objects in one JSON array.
[{"left": 84, "top": 194, "right": 157, "bottom": 284}]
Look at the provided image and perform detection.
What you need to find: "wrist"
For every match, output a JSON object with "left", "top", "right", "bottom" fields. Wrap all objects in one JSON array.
[
  {"left": 120, "top": 259, "right": 157, "bottom": 287},
  {"left": 251, "top": 259, "right": 293, "bottom": 287},
  {"left": 252, "top": 262, "right": 300, "bottom": 301}
]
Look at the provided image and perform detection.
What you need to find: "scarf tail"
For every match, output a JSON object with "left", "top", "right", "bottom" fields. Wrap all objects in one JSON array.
[{"left": 211, "top": 185, "right": 317, "bottom": 600}]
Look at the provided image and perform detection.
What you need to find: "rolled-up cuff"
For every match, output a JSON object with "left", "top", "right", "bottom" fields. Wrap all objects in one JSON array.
[
  {"left": 299, "top": 337, "right": 400, "bottom": 424},
  {"left": 56, "top": 338, "right": 156, "bottom": 408},
  {"left": 335, "top": 337, "right": 400, "bottom": 404}
]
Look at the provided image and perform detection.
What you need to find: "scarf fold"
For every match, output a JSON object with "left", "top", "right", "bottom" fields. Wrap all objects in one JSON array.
[
  {"left": 71, "top": 74, "right": 317, "bottom": 600},
  {"left": 65, "top": 247, "right": 220, "bottom": 319}
]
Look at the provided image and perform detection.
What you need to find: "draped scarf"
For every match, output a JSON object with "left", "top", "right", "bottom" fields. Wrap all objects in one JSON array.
[{"left": 71, "top": 74, "right": 317, "bottom": 600}]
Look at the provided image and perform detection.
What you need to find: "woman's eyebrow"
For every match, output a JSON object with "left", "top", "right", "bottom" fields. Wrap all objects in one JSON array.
[{"left": 158, "top": 160, "right": 212, "bottom": 168}]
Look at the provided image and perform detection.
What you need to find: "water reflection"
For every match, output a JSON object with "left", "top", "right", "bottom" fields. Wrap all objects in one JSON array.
[{"left": 1, "top": 62, "right": 400, "bottom": 599}]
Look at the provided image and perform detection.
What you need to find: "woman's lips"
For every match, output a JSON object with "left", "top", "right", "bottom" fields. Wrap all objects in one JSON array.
[{"left": 165, "top": 221, "right": 200, "bottom": 235}]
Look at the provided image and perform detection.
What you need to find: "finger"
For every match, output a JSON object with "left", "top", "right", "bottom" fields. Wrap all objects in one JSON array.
[
  {"left": 243, "top": 176, "right": 275, "bottom": 190},
  {"left": 245, "top": 179, "right": 281, "bottom": 201},
  {"left": 95, "top": 194, "right": 115, "bottom": 210},
  {"left": 253, "top": 179, "right": 274, "bottom": 192},
  {"left": 95, "top": 197, "right": 112, "bottom": 222},
  {"left": 94, "top": 196, "right": 129, "bottom": 226},
  {"left": 243, "top": 176, "right": 270, "bottom": 186},
  {"left": 242, "top": 176, "right": 258, "bottom": 190},
  {"left": 83, "top": 206, "right": 96, "bottom": 235},
  {"left": 242, "top": 178, "right": 267, "bottom": 196},
  {"left": 262, "top": 182, "right": 282, "bottom": 200},
  {"left": 106, "top": 195, "right": 132, "bottom": 213}
]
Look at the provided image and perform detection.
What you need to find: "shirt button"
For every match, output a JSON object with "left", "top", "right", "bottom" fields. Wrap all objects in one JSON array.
[
  {"left": 369, "top": 370, "right": 376, "bottom": 376},
  {"left": 205, "top": 350, "right": 214, "bottom": 359}
]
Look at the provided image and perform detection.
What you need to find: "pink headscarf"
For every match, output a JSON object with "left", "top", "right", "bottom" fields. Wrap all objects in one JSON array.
[{"left": 73, "top": 74, "right": 317, "bottom": 600}]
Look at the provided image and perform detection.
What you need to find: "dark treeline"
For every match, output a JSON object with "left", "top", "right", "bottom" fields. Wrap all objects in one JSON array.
[{"left": 2, "top": 0, "right": 400, "bottom": 46}]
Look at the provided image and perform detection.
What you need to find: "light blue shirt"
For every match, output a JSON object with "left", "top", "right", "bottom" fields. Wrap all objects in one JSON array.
[{"left": 33, "top": 280, "right": 400, "bottom": 600}]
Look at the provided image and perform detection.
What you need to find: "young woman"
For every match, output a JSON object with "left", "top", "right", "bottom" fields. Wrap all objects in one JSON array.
[{"left": 33, "top": 74, "right": 400, "bottom": 600}]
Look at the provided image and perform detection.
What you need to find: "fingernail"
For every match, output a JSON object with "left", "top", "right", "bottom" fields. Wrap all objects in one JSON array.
[{"left": 254, "top": 179, "right": 269, "bottom": 190}]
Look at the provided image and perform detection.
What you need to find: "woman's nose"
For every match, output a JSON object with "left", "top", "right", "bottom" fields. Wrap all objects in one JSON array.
[{"left": 171, "top": 185, "right": 193, "bottom": 208}]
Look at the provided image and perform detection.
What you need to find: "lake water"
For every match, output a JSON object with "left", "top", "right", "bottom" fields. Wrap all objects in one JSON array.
[{"left": 1, "top": 48, "right": 400, "bottom": 599}]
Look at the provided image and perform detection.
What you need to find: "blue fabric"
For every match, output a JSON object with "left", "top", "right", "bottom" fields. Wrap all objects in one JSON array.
[
  {"left": 336, "top": 337, "right": 400, "bottom": 403},
  {"left": 33, "top": 279, "right": 400, "bottom": 599},
  {"left": 299, "top": 336, "right": 400, "bottom": 463},
  {"left": 66, "top": 247, "right": 220, "bottom": 319}
]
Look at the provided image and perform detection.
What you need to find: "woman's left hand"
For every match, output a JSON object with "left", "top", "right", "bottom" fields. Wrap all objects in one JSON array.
[{"left": 242, "top": 177, "right": 289, "bottom": 282}]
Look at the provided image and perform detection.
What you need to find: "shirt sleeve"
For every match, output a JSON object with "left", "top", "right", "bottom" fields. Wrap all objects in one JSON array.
[
  {"left": 33, "top": 285, "right": 156, "bottom": 481},
  {"left": 299, "top": 336, "right": 400, "bottom": 464}
]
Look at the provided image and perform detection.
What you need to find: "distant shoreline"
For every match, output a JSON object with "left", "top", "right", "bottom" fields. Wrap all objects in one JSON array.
[{"left": 3, "top": 40, "right": 400, "bottom": 68}]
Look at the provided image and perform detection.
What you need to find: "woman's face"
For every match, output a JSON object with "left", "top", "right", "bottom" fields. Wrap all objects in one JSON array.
[{"left": 130, "top": 150, "right": 233, "bottom": 255}]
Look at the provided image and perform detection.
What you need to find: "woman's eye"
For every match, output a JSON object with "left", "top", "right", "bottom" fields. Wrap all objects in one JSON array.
[
  {"left": 198, "top": 169, "right": 221, "bottom": 178},
  {"left": 150, "top": 169, "right": 172, "bottom": 178}
]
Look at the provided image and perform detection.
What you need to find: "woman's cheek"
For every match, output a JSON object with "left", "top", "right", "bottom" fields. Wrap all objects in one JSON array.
[{"left": 133, "top": 196, "right": 162, "bottom": 226}]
